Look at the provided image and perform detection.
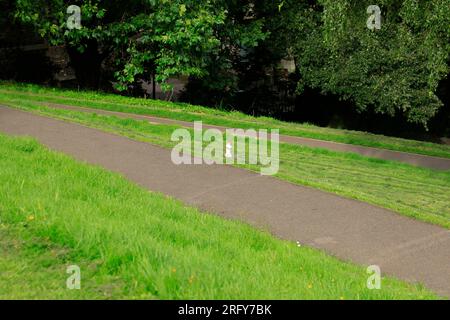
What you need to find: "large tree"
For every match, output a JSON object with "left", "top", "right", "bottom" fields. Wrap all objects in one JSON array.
[
  {"left": 274, "top": 0, "right": 450, "bottom": 126},
  {"left": 13, "top": 0, "right": 265, "bottom": 92}
]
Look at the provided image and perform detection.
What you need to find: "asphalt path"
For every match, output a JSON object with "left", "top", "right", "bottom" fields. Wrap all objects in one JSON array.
[{"left": 1, "top": 105, "right": 449, "bottom": 297}]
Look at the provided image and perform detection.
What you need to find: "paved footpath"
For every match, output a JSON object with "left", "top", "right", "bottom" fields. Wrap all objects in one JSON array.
[
  {"left": 1, "top": 106, "right": 449, "bottom": 297},
  {"left": 42, "top": 102, "right": 450, "bottom": 171}
]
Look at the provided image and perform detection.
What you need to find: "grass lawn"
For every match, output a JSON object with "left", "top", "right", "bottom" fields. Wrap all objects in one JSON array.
[
  {"left": 1, "top": 82, "right": 450, "bottom": 159},
  {"left": 0, "top": 133, "right": 439, "bottom": 299},
  {"left": 1, "top": 96, "right": 449, "bottom": 229},
  {"left": 0, "top": 224, "right": 127, "bottom": 299}
]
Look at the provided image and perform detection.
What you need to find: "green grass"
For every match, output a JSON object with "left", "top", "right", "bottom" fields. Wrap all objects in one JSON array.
[
  {"left": 1, "top": 81, "right": 450, "bottom": 159},
  {"left": 1, "top": 96, "right": 449, "bottom": 229},
  {"left": 0, "top": 133, "right": 440, "bottom": 299},
  {"left": 0, "top": 224, "right": 126, "bottom": 299}
]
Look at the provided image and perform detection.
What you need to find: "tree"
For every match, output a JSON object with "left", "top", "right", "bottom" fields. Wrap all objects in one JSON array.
[
  {"left": 275, "top": 0, "right": 450, "bottom": 126},
  {"left": 13, "top": 0, "right": 244, "bottom": 91},
  {"left": 179, "top": 0, "right": 269, "bottom": 107}
]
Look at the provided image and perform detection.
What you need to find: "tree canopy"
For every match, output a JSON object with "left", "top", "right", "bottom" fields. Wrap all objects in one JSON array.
[
  {"left": 274, "top": 0, "right": 450, "bottom": 126},
  {"left": 9, "top": 0, "right": 450, "bottom": 126},
  {"left": 14, "top": 0, "right": 265, "bottom": 91}
]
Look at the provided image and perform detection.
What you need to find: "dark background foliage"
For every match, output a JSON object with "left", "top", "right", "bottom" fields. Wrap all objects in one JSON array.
[{"left": 1, "top": 0, "right": 449, "bottom": 139}]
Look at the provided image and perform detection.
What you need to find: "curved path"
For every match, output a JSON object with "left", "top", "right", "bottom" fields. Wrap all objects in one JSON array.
[
  {"left": 41, "top": 102, "right": 450, "bottom": 171},
  {"left": 0, "top": 106, "right": 449, "bottom": 297}
]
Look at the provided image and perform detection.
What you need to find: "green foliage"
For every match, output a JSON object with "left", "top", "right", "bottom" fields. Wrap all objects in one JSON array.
[
  {"left": 275, "top": 0, "right": 450, "bottom": 126},
  {"left": 12, "top": 0, "right": 450, "bottom": 125},
  {"left": 14, "top": 0, "right": 265, "bottom": 92},
  {"left": 180, "top": 1, "right": 269, "bottom": 95}
]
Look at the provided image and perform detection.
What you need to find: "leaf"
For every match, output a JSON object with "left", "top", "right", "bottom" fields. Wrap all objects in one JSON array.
[{"left": 179, "top": 4, "right": 187, "bottom": 17}]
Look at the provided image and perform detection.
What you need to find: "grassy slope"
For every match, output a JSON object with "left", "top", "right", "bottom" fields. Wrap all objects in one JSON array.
[
  {"left": 1, "top": 97, "right": 449, "bottom": 229},
  {"left": 0, "top": 225, "right": 126, "bottom": 299},
  {"left": 0, "top": 133, "right": 439, "bottom": 299},
  {"left": 1, "top": 82, "right": 450, "bottom": 159}
]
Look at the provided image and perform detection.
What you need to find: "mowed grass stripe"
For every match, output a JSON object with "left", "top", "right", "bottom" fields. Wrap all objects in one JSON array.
[{"left": 1, "top": 82, "right": 450, "bottom": 159}]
